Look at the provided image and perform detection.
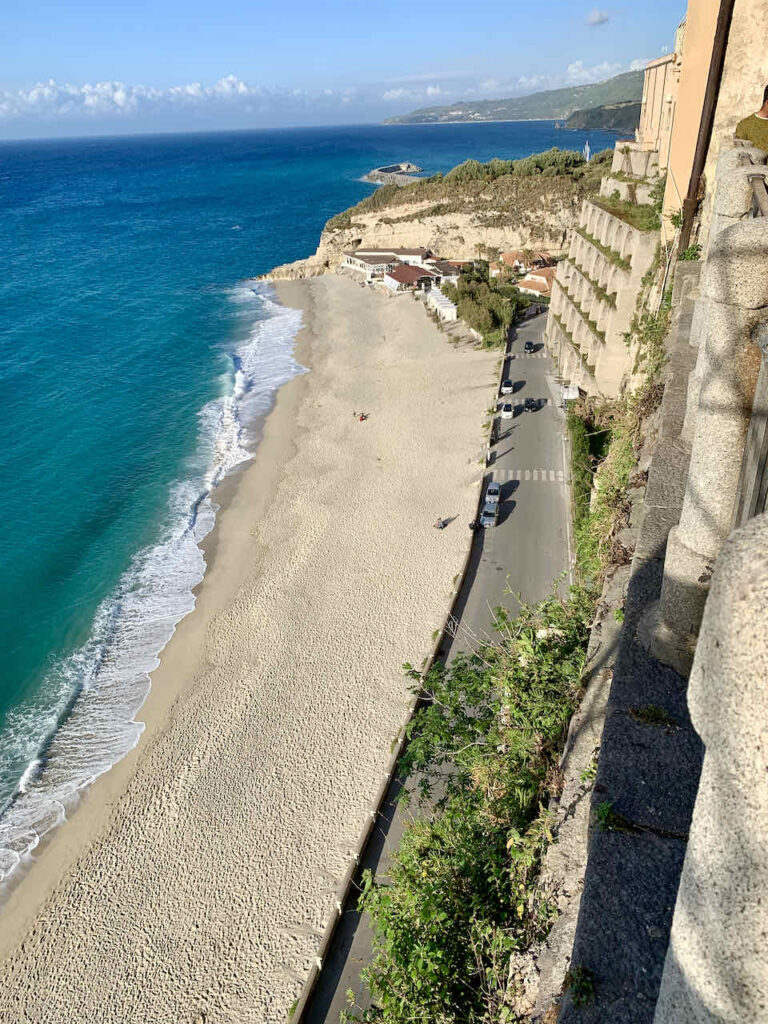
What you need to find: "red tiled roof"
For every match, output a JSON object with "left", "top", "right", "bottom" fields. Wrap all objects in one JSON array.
[
  {"left": 500, "top": 251, "right": 525, "bottom": 265},
  {"left": 517, "top": 278, "right": 551, "bottom": 295},
  {"left": 499, "top": 250, "right": 554, "bottom": 267},
  {"left": 528, "top": 266, "right": 556, "bottom": 282},
  {"left": 385, "top": 264, "right": 436, "bottom": 285}
]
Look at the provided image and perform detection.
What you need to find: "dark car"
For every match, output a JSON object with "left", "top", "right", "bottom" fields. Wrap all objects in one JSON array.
[
  {"left": 524, "top": 341, "right": 534, "bottom": 353},
  {"left": 524, "top": 397, "right": 537, "bottom": 412}
]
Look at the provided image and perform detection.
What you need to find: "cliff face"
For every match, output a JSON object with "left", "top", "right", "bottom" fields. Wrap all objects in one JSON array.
[
  {"left": 266, "top": 165, "right": 607, "bottom": 279},
  {"left": 564, "top": 101, "right": 641, "bottom": 134}
]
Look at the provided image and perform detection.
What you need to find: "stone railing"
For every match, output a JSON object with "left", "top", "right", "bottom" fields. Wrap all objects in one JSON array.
[
  {"left": 651, "top": 141, "right": 768, "bottom": 1023},
  {"left": 647, "top": 141, "right": 768, "bottom": 674},
  {"left": 653, "top": 512, "right": 768, "bottom": 1023}
]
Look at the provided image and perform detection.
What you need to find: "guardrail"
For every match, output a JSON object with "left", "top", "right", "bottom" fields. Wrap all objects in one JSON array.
[{"left": 289, "top": 318, "right": 513, "bottom": 1024}]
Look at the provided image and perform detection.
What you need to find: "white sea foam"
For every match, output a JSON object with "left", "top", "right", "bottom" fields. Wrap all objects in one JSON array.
[{"left": 0, "top": 283, "right": 305, "bottom": 886}]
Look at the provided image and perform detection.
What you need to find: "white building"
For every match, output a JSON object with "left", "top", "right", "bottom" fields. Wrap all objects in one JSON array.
[
  {"left": 426, "top": 287, "right": 458, "bottom": 322},
  {"left": 382, "top": 264, "right": 437, "bottom": 292},
  {"left": 356, "top": 247, "right": 433, "bottom": 267},
  {"left": 341, "top": 251, "right": 399, "bottom": 281}
]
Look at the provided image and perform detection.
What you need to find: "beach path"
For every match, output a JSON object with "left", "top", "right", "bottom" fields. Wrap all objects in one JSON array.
[{"left": 0, "top": 276, "right": 497, "bottom": 1024}]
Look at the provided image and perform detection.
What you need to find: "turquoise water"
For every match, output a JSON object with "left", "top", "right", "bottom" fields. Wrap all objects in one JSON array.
[{"left": 0, "top": 122, "right": 617, "bottom": 880}]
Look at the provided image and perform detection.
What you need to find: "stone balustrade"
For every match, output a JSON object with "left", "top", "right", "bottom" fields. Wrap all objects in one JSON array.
[
  {"left": 653, "top": 512, "right": 768, "bottom": 1023},
  {"left": 648, "top": 142, "right": 768, "bottom": 675}
]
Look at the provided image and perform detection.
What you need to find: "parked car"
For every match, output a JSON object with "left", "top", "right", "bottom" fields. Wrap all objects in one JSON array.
[
  {"left": 524, "top": 341, "right": 534, "bottom": 353},
  {"left": 479, "top": 502, "right": 499, "bottom": 528},
  {"left": 485, "top": 481, "right": 501, "bottom": 505},
  {"left": 501, "top": 402, "right": 514, "bottom": 419},
  {"left": 500, "top": 379, "right": 514, "bottom": 395},
  {"left": 524, "top": 397, "right": 537, "bottom": 412}
]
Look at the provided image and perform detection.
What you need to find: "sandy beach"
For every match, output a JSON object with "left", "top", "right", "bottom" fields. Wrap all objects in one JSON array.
[{"left": 0, "top": 275, "right": 496, "bottom": 1023}]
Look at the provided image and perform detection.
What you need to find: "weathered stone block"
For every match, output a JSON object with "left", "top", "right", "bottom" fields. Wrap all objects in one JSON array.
[
  {"left": 701, "top": 221, "right": 768, "bottom": 309},
  {"left": 655, "top": 514, "right": 768, "bottom": 1023},
  {"left": 712, "top": 166, "right": 768, "bottom": 218}
]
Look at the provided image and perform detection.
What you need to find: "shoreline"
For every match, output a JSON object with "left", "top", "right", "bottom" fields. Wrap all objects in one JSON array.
[
  {"left": 0, "top": 306, "right": 313, "bottom": 955},
  {"left": 0, "top": 282, "right": 304, "bottom": 898},
  {"left": 0, "top": 275, "right": 497, "bottom": 1022}
]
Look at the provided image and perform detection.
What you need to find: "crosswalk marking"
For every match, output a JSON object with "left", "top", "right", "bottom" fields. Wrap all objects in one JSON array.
[
  {"left": 492, "top": 468, "right": 565, "bottom": 484},
  {"left": 510, "top": 351, "right": 548, "bottom": 359}
]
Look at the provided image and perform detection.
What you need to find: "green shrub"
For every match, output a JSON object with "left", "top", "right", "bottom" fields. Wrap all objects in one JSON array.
[
  {"left": 678, "top": 243, "right": 702, "bottom": 261},
  {"left": 443, "top": 265, "right": 529, "bottom": 347},
  {"left": 591, "top": 194, "right": 661, "bottom": 232},
  {"left": 648, "top": 175, "right": 667, "bottom": 213},
  {"left": 352, "top": 586, "right": 595, "bottom": 1023}
]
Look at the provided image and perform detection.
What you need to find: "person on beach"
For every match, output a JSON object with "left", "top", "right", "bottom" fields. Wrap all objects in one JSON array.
[
  {"left": 434, "top": 518, "right": 445, "bottom": 529},
  {"left": 735, "top": 84, "right": 768, "bottom": 153}
]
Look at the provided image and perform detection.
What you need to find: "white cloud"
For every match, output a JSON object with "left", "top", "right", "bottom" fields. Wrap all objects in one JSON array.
[
  {"left": 0, "top": 57, "right": 649, "bottom": 132},
  {"left": 383, "top": 70, "right": 476, "bottom": 84},
  {"left": 0, "top": 75, "right": 275, "bottom": 121},
  {"left": 587, "top": 9, "right": 611, "bottom": 26},
  {"left": 382, "top": 87, "right": 409, "bottom": 102},
  {"left": 381, "top": 84, "right": 445, "bottom": 103},
  {"left": 565, "top": 59, "right": 624, "bottom": 84}
]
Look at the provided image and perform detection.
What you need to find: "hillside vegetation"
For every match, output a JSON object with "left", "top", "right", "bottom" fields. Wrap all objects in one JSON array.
[
  {"left": 384, "top": 69, "right": 642, "bottom": 125},
  {"left": 564, "top": 101, "right": 641, "bottom": 134},
  {"left": 266, "top": 147, "right": 613, "bottom": 279},
  {"left": 328, "top": 147, "right": 609, "bottom": 232}
]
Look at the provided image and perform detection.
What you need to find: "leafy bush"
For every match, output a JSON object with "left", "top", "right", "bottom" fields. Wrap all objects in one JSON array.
[
  {"left": 648, "top": 175, "right": 667, "bottom": 214},
  {"left": 567, "top": 413, "right": 594, "bottom": 536},
  {"left": 352, "top": 587, "right": 595, "bottom": 1024},
  {"left": 512, "top": 147, "right": 585, "bottom": 177},
  {"left": 442, "top": 264, "right": 530, "bottom": 347},
  {"left": 678, "top": 243, "right": 702, "bottom": 261}
]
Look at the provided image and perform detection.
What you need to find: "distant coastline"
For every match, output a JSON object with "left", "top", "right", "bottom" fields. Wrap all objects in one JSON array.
[{"left": 383, "top": 118, "right": 553, "bottom": 126}]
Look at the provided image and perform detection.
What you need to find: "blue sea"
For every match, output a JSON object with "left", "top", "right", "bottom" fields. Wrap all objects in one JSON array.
[{"left": 0, "top": 121, "right": 617, "bottom": 882}]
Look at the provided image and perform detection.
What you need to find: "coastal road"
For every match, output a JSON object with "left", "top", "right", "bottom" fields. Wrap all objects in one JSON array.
[
  {"left": 301, "top": 310, "right": 570, "bottom": 1023},
  {"left": 445, "top": 310, "right": 571, "bottom": 657}
]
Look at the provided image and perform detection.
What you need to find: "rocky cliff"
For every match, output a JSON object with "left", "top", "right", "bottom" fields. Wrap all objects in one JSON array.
[{"left": 265, "top": 151, "right": 612, "bottom": 279}]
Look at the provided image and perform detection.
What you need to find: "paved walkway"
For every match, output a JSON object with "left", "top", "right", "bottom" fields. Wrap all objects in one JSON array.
[{"left": 301, "top": 311, "right": 571, "bottom": 1023}]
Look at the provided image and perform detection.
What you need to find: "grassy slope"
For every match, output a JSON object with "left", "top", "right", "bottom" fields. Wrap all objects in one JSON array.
[
  {"left": 384, "top": 70, "right": 643, "bottom": 124},
  {"left": 326, "top": 150, "right": 613, "bottom": 234}
]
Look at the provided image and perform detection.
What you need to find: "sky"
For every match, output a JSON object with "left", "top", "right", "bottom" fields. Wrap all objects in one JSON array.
[{"left": 0, "top": 1, "right": 685, "bottom": 139}]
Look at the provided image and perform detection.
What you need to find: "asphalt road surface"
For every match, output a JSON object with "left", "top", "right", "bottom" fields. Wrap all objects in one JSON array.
[
  {"left": 301, "top": 310, "right": 571, "bottom": 1024},
  {"left": 446, "top": 310, "right": 571, "bottom": 657}
]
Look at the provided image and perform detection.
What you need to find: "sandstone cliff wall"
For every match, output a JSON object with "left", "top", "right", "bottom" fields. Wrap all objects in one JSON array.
[{"left": 265, "top": 185, "right": 589, "bottom": 280}]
